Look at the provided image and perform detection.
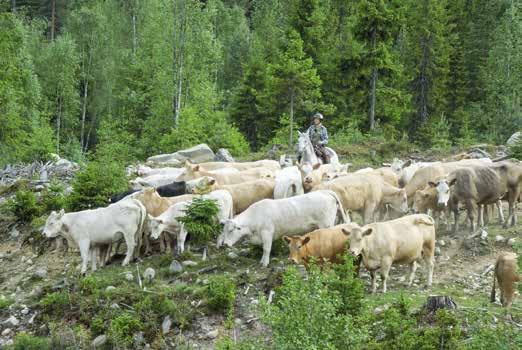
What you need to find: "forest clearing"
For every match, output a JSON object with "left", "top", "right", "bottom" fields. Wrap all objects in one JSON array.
[{"left": 1, "top": 0, "right": 521, "bottom": 349}]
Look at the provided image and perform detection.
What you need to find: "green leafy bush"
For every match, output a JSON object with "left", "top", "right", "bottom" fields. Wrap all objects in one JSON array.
[
  {"left": 327, "top": 254, "right": 365, "bottom": 315},
  {"left": 509, "top": 136, "right": 522, "bottom": 160},
  {"left": 206, "top": 275, "right": 236, "bottom": 313},
  {"left": 40, "top": 291, "right": 71, "bottom": 317},
  {"left": 178, "top": 197, "right": 221, "bottom": 245},
  {"left": 6, "top": 185, "right": 39, "bottom": 222},
  {"left": 216, "top": 336, "right": 267, "bottom": 350},
  {"left": 108, "top": 312, "right": 143, "bottom": 347},
  {"left": 67, "top": 160, "right": 128, "bottom": 211},
  {"left": 10, "top": 332, "right": 51, "bottom": 350},
  {"left": 41, "top": 181, "right": 66, "bottom": 212},
  {"left": 0, "top": 296, "right": 14, "bottom": 310}
]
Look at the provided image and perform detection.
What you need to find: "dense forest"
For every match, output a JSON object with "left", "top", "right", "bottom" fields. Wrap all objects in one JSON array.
[{"left": 1, "top": 0, "right": 521, "bottom": 166}]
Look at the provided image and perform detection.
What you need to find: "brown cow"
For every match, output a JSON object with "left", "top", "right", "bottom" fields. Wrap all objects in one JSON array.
[
  {"left": 177, "top": 162, "right": 273, "bottom": 185},
  {"left": 430, "top": 165, "right": 508, "bottom": 233},
  {"left": 342, "top": 214, "right": 435, "bottom": 293},
  {"left": 491, "top": 252, "right": 520, "bottom": 308},
  {"left": 217, "top": 179, "right": 275, "bottom": 214},
  {"left": 194, "top": 159, "right": 281, "bottom": 172},
  {"left": 284, "top": 224, "right": 351, "bottom": 265},
  {"left": 489, "top": 161, "right": 522, "bottom": 227}
]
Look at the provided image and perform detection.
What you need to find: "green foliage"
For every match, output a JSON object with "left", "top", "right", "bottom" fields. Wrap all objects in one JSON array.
[
  {"left": 216, "top": 336, "right": 266, "bottom": 350},
  {"left": 262, "top": 264, "right": 368, "bottom": 349},
  {"left": 206, "top": 275, "right": 236, "bottom": 313},
  {"left": 6, "top": 185, "right": 39, "bottom": 223},
  {"left": 108, "top": 312, "right": 143, "bottom": 347},
  {"left": 0, "top": 296, "right": 14, "bottom": 310},
  {"left": 416, "top": 114, "right": 452, "bottom": 150},
  {"left": 328, "top": 254, "right": 365, "bottom": 315},
  {"left": 41, "top": 181, "right": 67, "bottom": 213},
  {"left": 67, "top": 160, "right": 128, "bottom": 211},
  {"left": 40, "top": 291, "right": 71, "bottom": 318},
  {"left": 509, "top": 136, "right": 522, "bottom": 160},
  {"left": 178, "top": 197, "right": 221, "bottom": 245},
  {"left": 10, "top": 332, "right": 51, "bottom": 350}
]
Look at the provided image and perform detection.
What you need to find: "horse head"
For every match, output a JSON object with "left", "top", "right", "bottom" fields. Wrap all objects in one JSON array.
[{"left": 297, "top": 131, "right": 311, "bottom": 155}]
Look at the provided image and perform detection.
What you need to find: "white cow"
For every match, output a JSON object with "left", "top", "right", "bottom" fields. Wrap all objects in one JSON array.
[
  {"left": 274, "top": 166, "right": 304, "bottom": 199},
  {"left": 43, "top": 199, "right": 147, "bottom": 274},
  {"left": 149, "top": 190, "right": 233, "bottom": 253},
  {"left": 137, "top": 165, "right": 184, "bottom": 177},
  {"left": 130, "top": 173, "right": 183, "bottom": 189},
  {"left": 390, "top": 158, "right": 441, "bottom": 187},
  {"left": 218, "top": 190, "right": 348, "bottom": 266}
]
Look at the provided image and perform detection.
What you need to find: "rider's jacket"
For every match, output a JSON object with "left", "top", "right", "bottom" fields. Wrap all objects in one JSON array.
[{"left": 307, "top": 124, "right": 328, "bottom": 146}]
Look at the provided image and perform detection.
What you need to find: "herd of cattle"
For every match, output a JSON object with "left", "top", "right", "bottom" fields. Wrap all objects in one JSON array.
[{"left": 42, "top": 154, "right": 520, "bottom": 307}]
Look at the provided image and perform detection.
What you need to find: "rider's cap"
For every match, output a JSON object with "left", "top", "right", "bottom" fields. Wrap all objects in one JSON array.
[{"left": 313, "top": 113, "right": 323, "bottom": 120}]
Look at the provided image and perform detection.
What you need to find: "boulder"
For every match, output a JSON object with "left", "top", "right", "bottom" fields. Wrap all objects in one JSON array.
[
  {"left": 169, "top": 260, "right": 183, "bottom": 274},
  {"left": 143, "top": 267, "right": 155, "bottom": 283},
  {"left": 33, "top": 267, "right": 47, "bottom": 279},
  {"left": 506, "top": 132, "right": 521, "bottom": 147},
  {"left": 3, "top": 316, "right": 19, "bottom": 327},
  {"left": 147, "top": 144, "right": 214, "bottom": 165},
  {"left": 162, "top": 316, "right": 171, "bottom": 335},
  {"left": 92, "top": 335, "right": 107, "bottom": 348},
  {"left": 215, "top": 148, "right": 235, "bottom": 162}
]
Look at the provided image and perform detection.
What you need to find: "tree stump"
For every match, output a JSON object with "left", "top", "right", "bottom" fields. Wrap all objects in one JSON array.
[{"left": 424, "top": 296, "right": 457, "bottom": 315}]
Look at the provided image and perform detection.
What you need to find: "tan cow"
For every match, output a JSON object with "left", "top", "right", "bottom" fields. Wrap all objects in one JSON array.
[
  {"left": 413, "top": 184, "right": 447, "bottom": 226},
  {"left": 313, "top": 174, "right": 408, "bottom": 224},
  {"left": 299, "top": 163, "right": 347, "bottom": 192},
  {"left": 188, "top": 159, "right": 280, "bottom": 172},
  {"left": 342, "top": 214, "right": 435, "bottom": 293},
  {"left": 177, "top": 162, "right": 273, "bottom": 185},
  {"left": 491, "top": 252, "right": 519, "bottom": 308},
  {"left": 284, "top": 224, "right": 350, "bottom": 265},
  {"left": 217, "top": 179, "right": 275, "bottom": 214}
]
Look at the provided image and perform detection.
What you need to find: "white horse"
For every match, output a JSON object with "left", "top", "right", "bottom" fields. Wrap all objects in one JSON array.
[{"left": 297, "top": 131, "right": 339, "bottom": 166}]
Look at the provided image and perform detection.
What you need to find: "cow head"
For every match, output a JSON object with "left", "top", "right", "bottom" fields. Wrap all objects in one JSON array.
[
  {"left": 391, "top": 158, "right": 404, "bottom": 174},
  {"left": 428, "top": 178, "right": 456, "bottom": 207},
  {"left": 284, "top": 235, "right": 311, "bottom": 264},
  {"left": 43, "top": 209, "right": 65, "bottom": 238},
  {"left": 388, "top": 188, "right": 409, "bottom": 213},
  {"left": 186, "top": 176, "right": 217, "bottom": 194},
  {"left": 413, "top": 186, "right": 436, "bottom": 213},
  {"left": 341, "top": 224, "right": 372, "bottom": 256},
  {"left": 218, "top": 219, "right": 251, "bottom": 248},
  {"left": 149, "top": 217, "right": 167, "bottom": 240}
]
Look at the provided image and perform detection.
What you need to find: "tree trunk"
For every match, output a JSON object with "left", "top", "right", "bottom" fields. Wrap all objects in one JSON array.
[
  {"left": 80, "top": 79, "right": 88, "bottom": 152},
  {"left": 56, "top": 96, "right": 62, "bottom": 155},
  {"left": 289, "top": 89, "right": 294, "bottom": 148},
  {"left": 173, "top": 0, "right": 186, "bottom": 126},
  {"left": 175, "top": 57, "right": 183, "bottom": 125},
  {"left": 424, "top": 296, "right": 457, "bottom": 314},
  {"left": 11, "top": 0, "right": 16, "bottom": 13},
  {"left": 50, "top": 0, "right": 56, "bottom": 41},
  {"left": 369, "top": 28, "right": 377, "bottom": 130},
  {"left": 132, "top": 6, "right": 137, "bottom": 56}
]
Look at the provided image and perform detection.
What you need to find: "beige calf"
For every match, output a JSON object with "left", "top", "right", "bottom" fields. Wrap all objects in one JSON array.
[{"left": 491, "top": 252, "right": 519, "bottom": 308}]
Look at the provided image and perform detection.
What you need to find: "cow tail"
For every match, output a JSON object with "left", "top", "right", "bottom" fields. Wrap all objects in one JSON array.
[
  {"left": 328, "top": 190, "right": 348, "bottom": 224},
  {"left": 134, "top": 199, "right": 147, "bottom": 243},
  {"left": 490, "top": 266, "right": 496, "bottom": 303}
]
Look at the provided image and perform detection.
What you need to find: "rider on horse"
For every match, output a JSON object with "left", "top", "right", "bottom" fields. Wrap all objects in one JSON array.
[{"left": 307, "top": 112, "right": 330, "bottom": 164}]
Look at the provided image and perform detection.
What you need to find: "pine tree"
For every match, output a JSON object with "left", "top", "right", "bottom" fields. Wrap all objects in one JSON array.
[{"left": 268, "top": 30, "right": 322, "bottom": 147}]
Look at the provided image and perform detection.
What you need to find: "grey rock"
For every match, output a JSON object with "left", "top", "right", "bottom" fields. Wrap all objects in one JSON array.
[
  {"left": 143, "top": 267, "right": 155, "bottom": 283},
  {"left": 110, "top": 303, "right": 120, "bottom": 309},
  {"left": 227, "top": 251, "right": 239, "bottom": 259},
  {"left": 2, "top": 328, "right": 11, "bottom": 336},
  {"left": 21, "top": 307, "right": 30, "bottom": 315},
  {"left": 92, "top": 334, "right": 107, "bottom": 348},
  {"left": 507, "top": 238, "right": 516, "bottom": 246},
  {"left": 169, "top": 260, "right": 183, "bottom": 273},
  {"left": 34, "top": 184, "right": 45, "bottom": 191},
  {"left": 125, "top": 272, "right": 134, "bottom": 281},
  {"left": 435, "top": 247, "right": 441, "bottom": 256},
  {"left": 182, "top": 260, "right": 197, "bottom": 267},
  {"left": 215, "top": 148, "right": 235, "bottom": 162},
  {"left": 206, "top": 329, "right": 219, "bottom": 339},
  {"left": 26, "top": 259, "right": 33, "bottom": 265},
  {"left": 495, "top": 235, "right": 505, "bottom": 243},
  {"left": 147, "top": 144, "right": 214, "bottom": 165},
  {"left": 105, "top": 286, "right": 116, "bottom": 292},
  {"left": 3, "top": 316, "right": 19, "bottom": 327},
  {"left": 30, "top": 285, "right": 43, "bottom": 298},
  {"left": 33, "top": 267, "right": 47, "bottom": 279},
  {"left": 133, "top": 332, "right": 145, "bottom": 347},
  {"left": 506, "top": 132, "right": 521, "bottom": 147},
  {"left": 438, "top": 240, "right": 446, "bottom": 247},
  {"left": 9, "top": 227, "right": 20, "bottom": 239},
  {"left": 162, "top": 316, "right": 171, "bottom": 335},
  {"left": 39, "top": 168, "right": 48, "bottom": 182}
]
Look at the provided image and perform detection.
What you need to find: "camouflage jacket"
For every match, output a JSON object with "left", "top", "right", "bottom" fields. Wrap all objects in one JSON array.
[{"left": 307, "top": 124, "right": 328, "bottom": 146}]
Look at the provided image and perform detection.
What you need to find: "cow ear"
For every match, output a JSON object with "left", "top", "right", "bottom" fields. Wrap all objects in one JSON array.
[
  {"left": 449, "top": 178, "right": 457, "bottom": 187},
  {"left": 422, "top": 192, "right": 429, "bottom": 198},
  {"left": 184, "top": 160, "right": 191, "bottom": 168},
  {"left": 302, "top": 237, "right": 311, "bottom": 245},
  {"left": 283, "top": 236, "right": 292, "bottom": 244},
  {"left": 403, "top": 159, "right": 412, "bottom": 168},
  {"left": 341, "top": 228, "right": 351, "bottom": 236},
  {"left": 362, "top": 228, "right": 373, "bottom": 236},
  {"left": 312, "top": 163, "right": 321, "bottom": 170},
  {"left": 193, "top": 165, "right": 200, "bottom": 171},
  {"left": 59, "top": 208, "right": 65, "bottom": 216},
  {"left": 428, "top": 181, "right": 436, "bottom": 188},
  {"left": 209, "top": 177, "right": 216, "bottom": 185}
]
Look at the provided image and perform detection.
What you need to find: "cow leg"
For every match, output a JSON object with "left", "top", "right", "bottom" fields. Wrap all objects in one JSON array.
[
  {"left": 164, "top": 233, "right": 172, "bottom": 254},
  {"left": 78, "top": 239, "right": 90, "bottom": 275},
  {"left": 423, "top": 254, "right": 434, "bottom": 288},
  {"left": 452, "top": 208, "right": 459, "bottom": 233},
  {"left": 91, "top": 246, "right": 98, "bottom": 272},
  {"left": 177, "top": 225, "right": 187, "bottom": 254},
  {"left": 143, "top": 232, "right": 151, "bottom": 255},
  {"left": 407, "top": 261, "right": 417, "bottom": 286},
  {"left": 380, "top": 257, "right": 393, "bottom": 293},
  {"left": 260, "top": 233, "right": 273, "bottom": 267},
  {"left": 478, "top": 205, "right": 485, "bottom": 228},
  {"left": 370, "top": 271, "right": 377, "bottom": 294},
  {"left": 363, "top": 204, "right": 377, "bottom": 224},
  {"left": 496, "top": 200, "right": 505, "bottom": 226},
  {"left": 465, "top": 200, "right": 476, "bottom": 233},
  {"left": 122, "top": 234, "right": 135, "bottom": 266}
]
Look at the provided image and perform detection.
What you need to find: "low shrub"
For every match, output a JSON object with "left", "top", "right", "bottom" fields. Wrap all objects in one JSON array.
[
  {"left": 216, "top": 336, "right": 267, "bottom": 350},
  {"left": 0, "top": 296, "right": 14, "bottom": 310},
  {"left": 5, "top": 185, "right": 39, "bottom": 222},
  {"left": 10, "top": 332, "right": 51, "bottom": 350},
  {"left": 40, "top": 291, "right": 71, "bottom": 318},
  {"left": 67, "top": 160, "right": 128, "bottom": 211},
  {"left": 206, "top": 275, "right": 236, "bottom": 313},
  {"left": 108, "top": 312, "right": 143, "bottom": 347},
  {"left": 178, "top": 197, "right": 221, "bottom": 245},
  {"left": 40, "top": 181, "right": 66, "bottom": 213}
]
